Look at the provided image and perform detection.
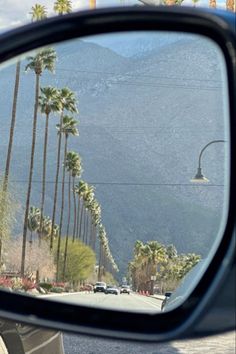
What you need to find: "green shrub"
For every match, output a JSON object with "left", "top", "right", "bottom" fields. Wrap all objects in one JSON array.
[
  {"left": 38, "top": 282, "right": 53, "bottom": 291},
  {"left": 50, "top": 286, "right": 64, "bottom": 293}
]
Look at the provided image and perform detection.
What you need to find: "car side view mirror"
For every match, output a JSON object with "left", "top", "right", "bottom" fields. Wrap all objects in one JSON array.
[{"left": 0, "top": 6, "right": 235, "bottom": 342}]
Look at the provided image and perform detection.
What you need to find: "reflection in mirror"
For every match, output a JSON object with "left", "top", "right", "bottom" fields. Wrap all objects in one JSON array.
[{"left": 0, "top": 31, "right": 229, "bottom": 313}]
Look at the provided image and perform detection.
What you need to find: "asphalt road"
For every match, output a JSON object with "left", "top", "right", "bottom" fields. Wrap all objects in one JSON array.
[
  {"left": 47, "top": 291, "right": 163, "bottom": 312},
  {"left": 46, "top": 293, "right": 236, "bottom": 354},
  {"left": 63, "top": 331, "right": 236, "bottom": 354}
]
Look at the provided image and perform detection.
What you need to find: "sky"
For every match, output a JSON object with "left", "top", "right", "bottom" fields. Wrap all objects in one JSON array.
[{"left": 0, "top": 0, "right": 226, "bottom": 31}]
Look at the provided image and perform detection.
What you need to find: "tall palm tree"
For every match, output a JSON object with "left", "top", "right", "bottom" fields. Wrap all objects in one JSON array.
[
  {"left": 21, "top": 48, "right": 56, "bottom": 277},
  {"left": 56, "top": 116, "right": 79, "bottom": 280},
  {"left": 30, "top": 4, "right": 47, "bottom": 21},
  {"left": 50, "top": 87, "right": 78, "bottom": 251},
  {"left": 62, "top": 151, "right": 81, "bottom": 277},
  {"left": 38, "top": 86, "right": 60, "bottom": 238},
  {"left": 74, "top": 180, "right": 87, "bottom": 240},
  {"left": 66, "top": 152, "right": 83, "bottom": 242},
  {"left": 54, "top": 0, "right": 72, "bottom": 14}
]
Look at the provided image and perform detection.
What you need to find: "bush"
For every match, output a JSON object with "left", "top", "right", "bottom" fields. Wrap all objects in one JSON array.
[
  {"left": 50, "top": 286, "right": 64, "bottom": 293},
  {"left": 38, "top": 282, "right": 53, "bottom": 292}
]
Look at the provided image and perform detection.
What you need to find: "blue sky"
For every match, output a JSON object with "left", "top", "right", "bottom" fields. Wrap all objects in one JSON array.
[{"left": 0, "top": 0, "right": 226, "bottom": 31}]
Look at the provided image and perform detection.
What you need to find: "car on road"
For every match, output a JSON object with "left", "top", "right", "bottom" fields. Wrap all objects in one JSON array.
[
  {"left": 161, "top": 292, "right": 172, "bottom": 311},
  {"left": 93, "top": 282, "right": 107, "bottom": 293},
  {"left": 105, "top": 285, "right": 119, "bottom": 295},
  {"left": 120, "top": 285, "right": 131, "bottom": 294}
]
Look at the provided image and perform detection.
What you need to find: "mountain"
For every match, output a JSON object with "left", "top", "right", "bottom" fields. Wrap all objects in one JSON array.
[{"left": 0, "top": 32, "right": 227, "bottom": 277}]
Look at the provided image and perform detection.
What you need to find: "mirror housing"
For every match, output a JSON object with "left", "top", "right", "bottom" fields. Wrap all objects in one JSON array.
[{"left": 0, "top": 6, "right": 235, "bottom": 341}]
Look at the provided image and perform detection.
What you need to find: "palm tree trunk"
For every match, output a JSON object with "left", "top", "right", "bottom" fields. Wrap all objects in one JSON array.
[
  {"left": 98, "top": 242, "right": 103, "bottom": 281},
  {"left": 72, "top": 177, "right": 76, "bottom": 242},
  {"left": 63, "top": 172, "right": 71, "bottom": 279},
  {"left": 3, "top": 60, "right": 21, "bottom": 192},
  {"left": 39, "top": 112, "right": 49, "bottom": 239},
  {"left": 0, "top": 61, "right": 21, "bottom": 265},
  {"left": 83, "top": 208, "right": 87, "bottom": 244},
  {"left": 21, "top": 73, "right": 40, "bottom": 277},
  {"left": 76, "top": 197, "right": 81, "bottom": 239},
  {"left": 50, "top": 113, "right": 63, "bottom": 250},
  {"left": 78, "top": 201, "right": 84, "bottom": 240},
  {"left": 56, "top": 135, "right": 67, "bottom": 281}
]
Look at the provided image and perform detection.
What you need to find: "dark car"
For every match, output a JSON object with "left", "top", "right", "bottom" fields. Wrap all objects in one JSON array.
[
  {"left": 93, "top": 282, "right": 107, "bottom": 293},
  {"left": 120, "top": 285, "right": 131, "bottom": 294},
  {"left": 105, "top": 285, "right": 119, "bottom": 295}
]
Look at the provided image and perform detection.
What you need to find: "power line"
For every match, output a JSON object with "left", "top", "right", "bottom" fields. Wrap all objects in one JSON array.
[{"left": 8, "top": 179, "right": 224, "bottom": 187}]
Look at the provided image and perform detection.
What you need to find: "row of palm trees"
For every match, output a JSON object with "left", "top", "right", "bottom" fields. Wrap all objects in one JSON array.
[
  {"left": 1, "top": 1, "right": 119, "bottom": 281},
  {"left": 140, "top": 0, "right": 235, "bottom": 11}
]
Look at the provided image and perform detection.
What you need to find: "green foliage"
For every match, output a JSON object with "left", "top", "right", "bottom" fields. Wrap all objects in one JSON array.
[
  {"left": 129, "top": 240, "right": 201, "bottom": 293},
  {"left": 0, "top": 183, "right": 18, "bottom": 246},
  {"left": 38, "top": 282, "right": 53, "bottom": 291},
  {"left": 50, "top": 286, "right": 64, "bottom": 293},
  {"left": 56, "top": 238, "right": 96, "bottom": 283}
]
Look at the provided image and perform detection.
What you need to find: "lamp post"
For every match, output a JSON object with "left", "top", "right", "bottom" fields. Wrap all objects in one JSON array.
[
  {"left": 150, "top": 275, "right": 156, "bottom": 295},
  {"left": 191, "top": 140, "right": 225, "bottom": 183}
]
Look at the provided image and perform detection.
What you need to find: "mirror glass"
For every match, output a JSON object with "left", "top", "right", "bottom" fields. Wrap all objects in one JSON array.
[{"left": 0, "top": 31, "right": 229, "bottom": 313}]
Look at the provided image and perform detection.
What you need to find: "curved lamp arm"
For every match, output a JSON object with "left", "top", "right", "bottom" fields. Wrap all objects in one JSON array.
[{"left": 191, "top": 139, "right": 225, "bottom": 183}]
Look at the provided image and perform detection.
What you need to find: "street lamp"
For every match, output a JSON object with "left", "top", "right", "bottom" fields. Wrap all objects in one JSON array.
[{"left": 191, "top": 140, "right": 225, "bottom": 183}]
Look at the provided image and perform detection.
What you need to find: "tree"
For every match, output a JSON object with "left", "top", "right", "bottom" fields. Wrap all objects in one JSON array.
[
  {"left": 27, "top": 206, "right": 41, "bottom": 244},
  {"left": 62, "top": 151, "right": 82, "bottom": 278},
  {"left": 21, "top": 48, "right": 57, "bottom": 277},
  {"left": 38, "top": 86, "right": 60, "bottom": 239},
  {"left": 56, "top": 116, "right": 79, "bottom": 280},
  {"left": 226, "top": 0, "right": 235, "bottom": 11},
  {"left": 54, "top": 0, "right": 72, "bottom": 15},
  {"left": 56, "top": 238, "right": 95, "bottom": 284},
  {"left": 30, "top": 4, "right": 47, "bottom": 21},
  {"left": 50, "top": 87, "right": 78, "bottom": 251},
  {"left": 209, "top": 0, "right": 216, "bottom": 7},
  {"left": 129, "top": 240, "right": 166, "bottom": 292}
]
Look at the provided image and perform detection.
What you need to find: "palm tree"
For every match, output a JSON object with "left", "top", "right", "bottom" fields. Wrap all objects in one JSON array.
[
  {"left": 21, "top": 48, "right": 56, "bottom": 277},
  {"left": 56, "top": 116, "right": 79, "bottom": 280},
  {"left": 50, "top": 87, "right": 78, "bottom": 251},
  {"left": 54, "top": 0, "right": 72, "bottom": 14},
  {"left": 30, "top": 4, "right": 47, "bottom": 21},
  {"left": 89, "top": 0, "right": 96, "bottom": 8},
  {"left": 226, "top": 0, "right": 235, "bottom": 11},
  {"left": 38, "top": 86, "right": 60, "bottom": 238},
  {"left": 27, "top": 206, "right": 41, "bottom": 245},
  {"left": 62, "top": 151, "right": 82, "bottom": 277},
  {"left": 209, "top": 0, "right": 216, "bottom": 7},
  {"left": 74, "top": 180, "right": 87, "bottom": 240},
  {"left": 65, "top": 152, "right": 83, "bottom": 242}
]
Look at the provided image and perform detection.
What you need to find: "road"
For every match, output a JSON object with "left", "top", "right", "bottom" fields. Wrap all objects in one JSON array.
[
  {"left": 46, "top": 293, "right": 235, "bottom": 354},
  {"left": 47, "top": 291, "right": 163, "bottom": 312}
]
